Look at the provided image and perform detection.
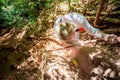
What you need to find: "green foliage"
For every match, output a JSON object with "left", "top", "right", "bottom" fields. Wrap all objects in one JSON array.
[
  {"left": 0, "top": 0, "right": 53, "bottom": 28},
  {"left": 71, "top": 0, "right": 79, "bottom": 2}
]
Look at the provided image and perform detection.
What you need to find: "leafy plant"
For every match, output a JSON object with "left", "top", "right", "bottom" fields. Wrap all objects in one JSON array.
[{"left": 0, "top": 0, "right": 53, "bottom": 28}]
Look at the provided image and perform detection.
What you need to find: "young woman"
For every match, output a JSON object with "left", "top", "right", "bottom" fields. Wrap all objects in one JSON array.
[
  {"left": 54, "top": 13, "right": 117, "bottom": 46},
  {"left": 53, "top": 13, "right": 118, "bottom": 76}
]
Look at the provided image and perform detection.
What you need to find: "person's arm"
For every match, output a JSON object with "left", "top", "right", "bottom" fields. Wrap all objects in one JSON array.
[{"left": 81, "top": 15, "right": 117, "bottom": 43}]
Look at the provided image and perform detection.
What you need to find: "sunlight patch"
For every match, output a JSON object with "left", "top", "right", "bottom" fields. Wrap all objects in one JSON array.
[
  {"left": 15, "top": 29, "right": 26, "bottom": 40},
  {"left": 58, "top": 2, "right": 69, "bottom": 11}
]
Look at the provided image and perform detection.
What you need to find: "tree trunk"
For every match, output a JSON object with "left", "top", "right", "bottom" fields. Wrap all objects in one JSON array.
[
  {"left": 68, "top": 0, "right": 71, "bottom": 12},
  {"left": 94, "top": 0, "right": 105, "bottom": 26}
]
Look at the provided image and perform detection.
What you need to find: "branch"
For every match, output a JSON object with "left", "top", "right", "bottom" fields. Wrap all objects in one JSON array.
[
  {"left": 102, "top": 28, "right": 120, "bottom": 34},
  {"left": 86, "top": 11, "right": 120, "bottom": 16},
  {"left": 86, "top": 16, "right": 120, "bottom": 24},
  {"left": 25, "top": 36, "right": 63, "bottom": 46}
]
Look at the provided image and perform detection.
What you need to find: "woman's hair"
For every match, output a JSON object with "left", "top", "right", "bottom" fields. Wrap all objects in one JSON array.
[{"left": 59, "top": 22, "right": 74, "bottom": 41}]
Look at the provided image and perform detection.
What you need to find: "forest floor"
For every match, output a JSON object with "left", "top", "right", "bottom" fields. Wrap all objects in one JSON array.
[
  {"left": 0, "top": 26, "right": 120, "bottom": 80},
  {"left": 0, "top": 0, "right": 120, "bottom": 79}
]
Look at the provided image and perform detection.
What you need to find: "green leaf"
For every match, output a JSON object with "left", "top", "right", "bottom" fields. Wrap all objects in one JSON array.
[{"left": 45, "top": 3, "right": 51, "bottom": 8}]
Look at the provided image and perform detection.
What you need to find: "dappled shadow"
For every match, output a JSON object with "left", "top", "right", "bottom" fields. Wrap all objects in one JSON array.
[
  {"left": 0, "top": 27, "right": 44, "bottom": 79},
  {"left": 0, "top": 27, "right": 119, "bottom": 80},
  {"left": 0, "top": 0, "right": 120, "bottom": 79},
  {"left": 0, "top": 45, "right": 29, "bottom": 79}
]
